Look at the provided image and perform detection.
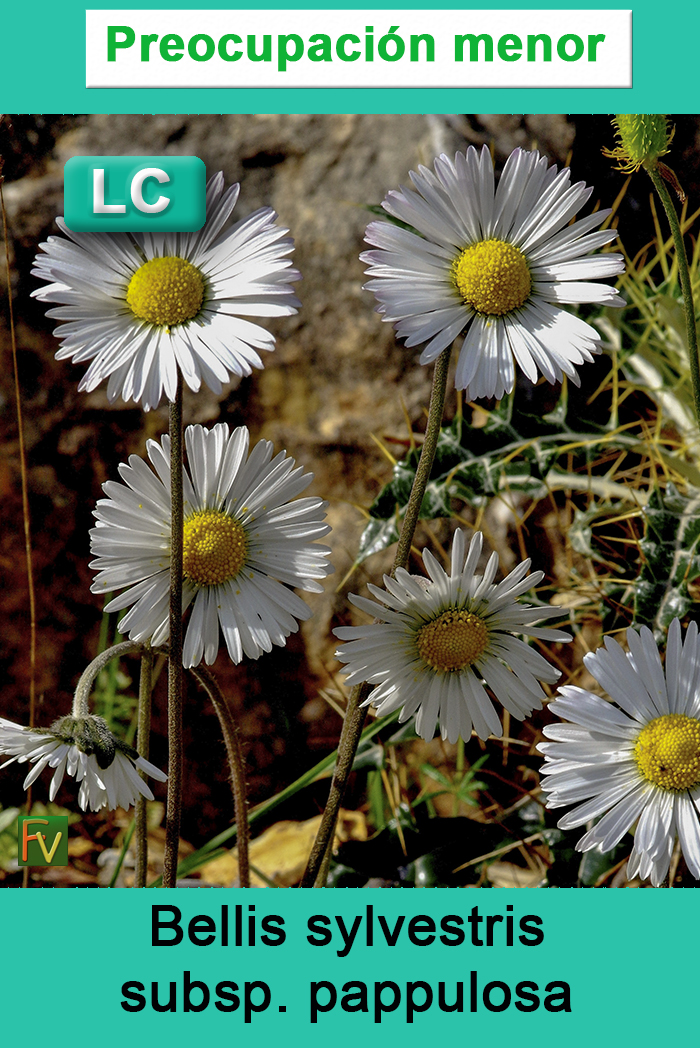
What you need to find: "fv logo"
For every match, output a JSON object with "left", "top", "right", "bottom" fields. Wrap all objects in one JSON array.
[{"left": 18, "top": 816, "right": 69, "bottom": 866}]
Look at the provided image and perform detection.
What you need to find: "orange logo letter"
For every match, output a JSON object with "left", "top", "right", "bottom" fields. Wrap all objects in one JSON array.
[{"left": 21, "top": 818, "right": 49, "bottom": 862}]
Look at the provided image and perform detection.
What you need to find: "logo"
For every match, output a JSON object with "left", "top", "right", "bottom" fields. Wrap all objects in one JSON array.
[
  {"left": 63, "top": 155, "right": 206, "bottom": 232},
  {"left": 17, "top": 816, "right": 69, "bottom": 866}
]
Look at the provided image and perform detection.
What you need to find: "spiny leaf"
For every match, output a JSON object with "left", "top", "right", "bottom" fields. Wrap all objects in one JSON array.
[
  {"left": 635, "top": 482, "right": 700, "bottom": 635},
  {"left": 357, "top": 385, "right": 640, "bottom": 565},
  {"left": 355, "top": 517, "right": 399, "bottom": 565}
]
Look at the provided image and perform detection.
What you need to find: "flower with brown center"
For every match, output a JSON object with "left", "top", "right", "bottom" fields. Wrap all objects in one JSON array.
[{"left": 334, "top": 529, "right": 569, "bottom": 743}]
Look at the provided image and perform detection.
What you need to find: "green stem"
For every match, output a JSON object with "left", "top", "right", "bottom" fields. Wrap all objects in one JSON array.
[
  {"left": 301, "top": 345, "right": 452, "bottom": 887},
  {"left": 455, "top": 736, "right": 465, "bottom": 817},
  {"left": 72, "top": 641, "right": 144, "bottom": 718},
  {"left": 188, "top": 666, "right": 250, "bottom": 889},
  {"left": 648, "top": 165, "right": 700, "bottom": 431},
  {"left": 163, "top": 374, "right": 184, "bottom": 890},
  {"left": 301, "top": 680, "right": 372, "bottom": 887},
  {"left": 135, "top": 644, "right": 153, "bottom": 889},
  {"left": 391, "top": 346, "right": 452, "bottom": 574},
  {"left": 109, "top": 819, "right": 135, "bottom": 888}
]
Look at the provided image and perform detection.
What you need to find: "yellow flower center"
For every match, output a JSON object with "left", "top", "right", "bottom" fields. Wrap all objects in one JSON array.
[
  {"left": 634, "top": 714, "right": 700, "bottom": 791},
  {"left": 182, "top": 511, "right": 248, "bottom": 587},
  {"left": 416, "top": 609, "right": 488, "bottom": 673},
  {"left": 453, "top": 238, "right": 531, "bottom": 316},
  {"left": 126, "top": 257, "right": 205, "bottom": 328}
]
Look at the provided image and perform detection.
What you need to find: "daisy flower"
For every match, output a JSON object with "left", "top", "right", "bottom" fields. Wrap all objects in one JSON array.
[
  {"left": 334, "top": 529, "right": 569, "bottom": 743},
  {"left": 539, "top": 619, "right": 700, "bottom": 886},
  {"left": 90, "top": 423, "right": 333, "bottom": 668},
  {"left": 362, "top": 146, "right": 625, "bottom": 401},
  {"left": 31, "top": 173, "right": 300, "bottom": 411},
  {"left": 0, "top": 715, "right": 166, "bottom": 812}
]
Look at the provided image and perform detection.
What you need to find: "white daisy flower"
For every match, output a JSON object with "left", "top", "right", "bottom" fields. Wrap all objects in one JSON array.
[
  {"left": 539, "top": 619, "right": 700, "bottom": 887},
  {"left": 90, "top": 423, "right": 333, "bottom": 668},
  {"left": 334, "top": 529, "right": 569, "bottom": 743},
  {"left": 362, "top": 146, "right": 625, "bottom": 401},
  {"left": 0, "top": 715, "right": 167, "bottom": 812},
  {"left": 31, "top": 173, "right": 300, "bottom": 411}
]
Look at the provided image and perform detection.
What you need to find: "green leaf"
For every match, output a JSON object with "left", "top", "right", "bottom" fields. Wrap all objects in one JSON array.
[
  {"left": 351, "top": 741, "right": 385, "bottom": 772},
  {"left": 420, "top": 764, "right": 452, "bottom": 789},
  {"left": 455, "top": 779, "right": 486, "bottom": 803},
  {"left": 386, "top": 720, "right": 420, "bottom": 744},
  {"left": 355, "top": 517, "right": 399, "bottom": 565},
  {"left": 356, "top": 385, "right": 642, "bottom": 565},
  {"left": 634, "top": 482, "right": 700, "bottom": 634},
  {"left": 578, "top": 841, "right": 628, "bottom": 887}
]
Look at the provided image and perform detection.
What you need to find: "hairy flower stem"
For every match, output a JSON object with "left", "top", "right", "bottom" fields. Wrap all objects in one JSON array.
[
  {"left": 301, "top": 680, "right": 373, "bottom": 887},
  {"left": 163, "top": 374, "right": 185, "bottom": 889},
  {"left": 648, "top": 166, "right": 700, "bottom": 431},
  {"left": 189, "top": 666, "right": 250, "bottom": 888},
  {"left": 72, "top": 641, "right": 144, "bottom": 717},
  {"left": 135, "top": 645, "right": 153, "bottom": 888},
  {"left": 302, "top": 345, "right": 452, "bottom": 888},
  {"left": 391, "top": 347, "right": 452, "bottom": 574}
]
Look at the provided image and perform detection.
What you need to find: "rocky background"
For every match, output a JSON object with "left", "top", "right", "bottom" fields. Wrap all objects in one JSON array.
[{"left": 2, "top": 113, "right": 699, "bottom": 851}]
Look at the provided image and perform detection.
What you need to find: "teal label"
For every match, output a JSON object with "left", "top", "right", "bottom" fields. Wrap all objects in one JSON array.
[
  {"left": 17, "top": 816, "right": 69, "bottom": 866},
  {"left": 63, "top": 155, "right": 206, "bottom": 231}
]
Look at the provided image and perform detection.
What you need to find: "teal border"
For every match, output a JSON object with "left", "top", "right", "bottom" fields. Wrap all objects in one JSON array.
[
  {"left": 3, "top": 3, "right": 698, "bottom": 1044},
  {"left": 1, "top": 0, "right": 694, "bottom": 112},
  {"left": 2, "top": 889, "right": 697, "bottom": 1045}
]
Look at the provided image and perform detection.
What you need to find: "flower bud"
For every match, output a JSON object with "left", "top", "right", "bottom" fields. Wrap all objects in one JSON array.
[
  {"left": 50, "top": 714, "right": 121, "bottom": 768},
  {"left": 604, "top": 114, "right": 674, "bottom": 172}
]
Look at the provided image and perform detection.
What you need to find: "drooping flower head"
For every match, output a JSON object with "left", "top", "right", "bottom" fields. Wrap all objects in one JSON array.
[
  {"left": 539, "top": 619, "right": 700, "bottom": 886},
  {"left": 334, "top": 529, "right": 569, "bottom": 743},
  {"left": 90, "top": 423, "right": 333, "bottom": 668},
  {"left": 31, "top": 173, "right": 300, "bottom": 411},
  {"left": 362, "top": 146, "right": 625, "bottom": 401},
  {"left": 0, "top": 715, "right": 166, "bottom": 812}
]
